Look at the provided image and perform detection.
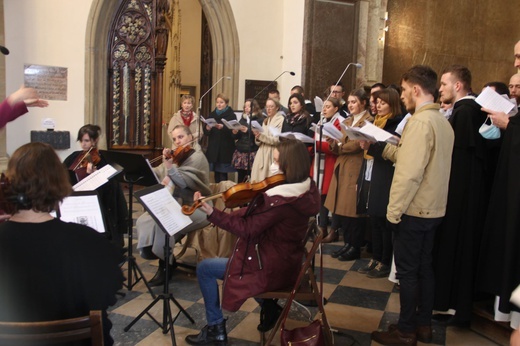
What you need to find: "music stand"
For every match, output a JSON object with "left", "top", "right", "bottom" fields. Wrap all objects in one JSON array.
[
  {"left": 100, "top": 150, "right": 159, "bottom": 296},
  {"left": 124, "top": 184, "right": 195, "bottom": 345}
]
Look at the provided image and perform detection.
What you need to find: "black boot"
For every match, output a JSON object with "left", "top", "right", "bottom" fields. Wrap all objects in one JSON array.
[
  {"left": 185, "top": 319, "right": 227, "bottom": 345},
  {"left": 258, "top": 299, "right": 283, "bottom": 332},
  {"left": 148, "top": 259, "right": 175, "bottom": 287},
  {"left": 331, "top": 243, "right": 351, "bottom": 258}
]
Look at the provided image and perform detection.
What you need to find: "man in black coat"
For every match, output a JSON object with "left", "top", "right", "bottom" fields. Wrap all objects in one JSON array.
[{"left": 433, "top": 65, "right": 497, "bottom": 326}]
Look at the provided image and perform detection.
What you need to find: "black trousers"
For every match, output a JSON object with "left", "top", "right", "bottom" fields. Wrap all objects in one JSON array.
[
  {"left": 394, "top": 214, "right": 442, "bottom": 332},
  {"left": 338, "top": 216, "right": 363, "bottom": 249},
  {"left": 370, "top": 216, "right": 393, "bottom": 266}
]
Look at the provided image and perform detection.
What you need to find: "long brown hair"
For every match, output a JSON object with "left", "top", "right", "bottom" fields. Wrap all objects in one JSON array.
[
  {"left": 6, "top": 142, "right": 72, "bottom": 212},
  {"left": 277, "top": 139, "right": 310, "bottom": 184}
]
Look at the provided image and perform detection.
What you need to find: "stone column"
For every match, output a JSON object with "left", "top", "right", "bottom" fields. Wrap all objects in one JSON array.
[{"left": 0, "top": 0, "right": 7, "bottom": 171}]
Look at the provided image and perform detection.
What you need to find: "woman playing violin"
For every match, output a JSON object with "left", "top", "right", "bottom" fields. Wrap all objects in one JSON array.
[
  {"left": 136, "top": 125, "right": 212, "bottom": 286},
  {"left": 185, "top": 139, "right": 320, "bottom": 346},
  {"left": 63, "top": 124, "right": 128, "bottom": 251}
]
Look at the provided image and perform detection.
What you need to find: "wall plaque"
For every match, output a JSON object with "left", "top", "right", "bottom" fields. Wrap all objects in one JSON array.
[
  {"left": 24, "top": 64, "right": 68, "bottom": 101},
  {"left": 245, "top": 79, "right": 277, "bottom": 109}
]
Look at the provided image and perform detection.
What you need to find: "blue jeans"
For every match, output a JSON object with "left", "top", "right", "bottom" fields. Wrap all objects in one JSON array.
[
  {"left": 196, "top": 257, "right": 228, "bottom": 326},
  {"left": 394, "top": 215, "right": 442, "bottom": 332}
]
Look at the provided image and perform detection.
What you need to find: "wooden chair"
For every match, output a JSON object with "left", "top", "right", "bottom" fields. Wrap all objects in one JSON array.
[
  {"left": 0, "top": 310, "right": 104, "bottom": 346},
  {"left": 255, "top": 220, "right": 332, "bottom": 346}
]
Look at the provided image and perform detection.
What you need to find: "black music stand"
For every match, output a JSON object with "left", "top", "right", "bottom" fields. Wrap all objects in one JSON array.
[
  {"left": 100, "top": 150, "right": 159, "bottom": 296},
  {"left": 124, "top": 184, "right": 195, "bottom": 345}
]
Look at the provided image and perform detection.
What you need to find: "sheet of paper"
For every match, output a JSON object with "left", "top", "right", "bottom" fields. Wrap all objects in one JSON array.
[
  {"left": 73, "top": 164, "right": 119, "bottom": 191},
  {"left": 138, "top": 186, "right": 192, "bottom": 236},
  {"left": 476, "top": 87, "right": 515, "bottom": 114},
  {"left": 269, "top": 126, "right": 281, "bottom": 137},
  {"left": 322, "top": 122, "right": 344, "bottom": 141},
  {"left": 221, "top": 118, "right": 242, "bottom": 130},
  {"left": 314, "top": 96, "right": 324, "bottom": 112},
  {"left": 58, "top": 195, "right": 106, "bottom": 233},
  {"left": 251, "top": 120, "right": 264, "bottom": 133},
  {"left": 200, "top": 116, "right": 218, "bottom": 128},
  {"left": 358, "top": 122, "right": 399, "bottom": 145},
  {"left": 278, "top": 131, "right": 315, "bottom": 144}
]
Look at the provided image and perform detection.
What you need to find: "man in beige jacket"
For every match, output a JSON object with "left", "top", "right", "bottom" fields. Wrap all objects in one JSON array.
[{"left": 371, "top": 65, "right": 454, "bottom": 346}]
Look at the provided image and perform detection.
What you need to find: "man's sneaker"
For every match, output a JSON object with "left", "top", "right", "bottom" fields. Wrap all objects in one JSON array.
[
  {"left": 357, "top": 259, "right": 379, "bottom": 274},
  {"left": 367, "top": 262, "right": 391, "bottom": 278}
]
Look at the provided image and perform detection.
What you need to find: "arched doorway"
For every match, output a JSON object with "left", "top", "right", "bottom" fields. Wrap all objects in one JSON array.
[{"left": 84, "top": 0, "right": 239, "bottom": 149}]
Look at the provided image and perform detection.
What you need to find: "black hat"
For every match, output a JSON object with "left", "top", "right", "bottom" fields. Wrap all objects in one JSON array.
[{"left": 0, "top": 46, "right": 10, "bottom": 55}]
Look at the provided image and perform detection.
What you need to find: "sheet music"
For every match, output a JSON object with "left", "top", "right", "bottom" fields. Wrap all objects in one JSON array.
[
  {"left": 57, "top": 195, "right": 106, "bottom": 233},
  {"left": 278, "top": 132, "right": 315, "bottom": 144},
  {"left": 340, "top": 123, "right": 399, "bottom": 145},
  {"left": 314, "top": 96, "right": 324, "bottom": 112},
  {"left": 322, "top": 122, "right": 344, "bottom": 141},
  {"left": 251, "top": 120, "right": 264, "bottom": 133},
  {"left": 145, "top": 159, "right": 161, "bottom": 184},
  {"left": 221, "top": 118, "right": 243, "bottom": 130},
  {"left": 138, "top": 186, "right": 192, "bottom": 236},
  {"left": 475, "top": 87, "right": 516, "bottom": 114},
  {"left": 200, "top": 115, "right": 218, "bottom": 128},
  {"left": 73, "top": 164, "right": 119, "bottom": 191}
]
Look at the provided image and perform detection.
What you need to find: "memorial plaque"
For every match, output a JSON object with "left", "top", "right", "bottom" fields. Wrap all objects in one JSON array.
[
  {"left": 24, "top": 64, "right": 68, "bottom": 101},
  {"left": 245, "top": 79, "right": 277, "bottom": 109}
]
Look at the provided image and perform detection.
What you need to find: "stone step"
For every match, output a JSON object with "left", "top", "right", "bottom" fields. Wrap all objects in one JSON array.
[{"left": 471, "top": 300, "right": 512, "bottom": 346}]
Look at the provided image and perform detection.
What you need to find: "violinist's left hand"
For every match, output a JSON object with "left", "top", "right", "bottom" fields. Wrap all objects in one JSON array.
[
  {"left": 0, "top": 214, "right": 11, "bottom": 221},
  {"left": 193, "top": 191, "right": 214, "bottom": 215},
  {"left": 86, "top": 162, "right": 95, "bottom": 174}
]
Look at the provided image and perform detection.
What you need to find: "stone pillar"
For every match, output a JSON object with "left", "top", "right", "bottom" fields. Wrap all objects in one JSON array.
[{"left": 0, "top": 0, "right": 7, "bottom": 171}]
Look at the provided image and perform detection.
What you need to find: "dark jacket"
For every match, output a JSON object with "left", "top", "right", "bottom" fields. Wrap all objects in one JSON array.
[
  {"left": 357, "top": 115, "right": 402, "bottom": 216},
  {"left": 208, "top": 179, "right": 320, "bottom": 311},
  {"left": 204, "top": 106, "right": 237, "bottom": 164},
  {"left": 233, "top": 114, "right": 263, "bottom": 153},
  {"left": 282, "top": 113, "right": 312, "bottom": 136}
]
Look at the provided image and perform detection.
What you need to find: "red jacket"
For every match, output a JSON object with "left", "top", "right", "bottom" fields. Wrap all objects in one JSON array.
[{"left": 207, "top": 179, "right": 320, "bottom": 311}]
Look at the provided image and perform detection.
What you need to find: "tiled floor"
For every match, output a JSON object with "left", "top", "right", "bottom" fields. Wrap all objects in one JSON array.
[{"left": 108, "top": 199, "right": 501, "bottom": 345}]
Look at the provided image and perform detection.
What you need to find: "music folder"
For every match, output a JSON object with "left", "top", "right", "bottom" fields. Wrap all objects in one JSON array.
[{"left": 54, "top": 190, "right": 107, "bottom": 233}]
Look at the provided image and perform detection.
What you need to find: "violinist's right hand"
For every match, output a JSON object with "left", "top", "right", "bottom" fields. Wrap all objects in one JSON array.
[{"left": 193, "top": 191, "right": 214, "bottom": 216}]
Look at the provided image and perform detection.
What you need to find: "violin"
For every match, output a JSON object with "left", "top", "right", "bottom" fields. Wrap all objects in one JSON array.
[
  {"left": 181, "top": 174, "right": 286, "bottom": 215},
  {"left": 68, "top": 147, "right": 101, "bottom": 182},
  {"left": 149, "top": 144, "right": 195, "bottom": 166}
]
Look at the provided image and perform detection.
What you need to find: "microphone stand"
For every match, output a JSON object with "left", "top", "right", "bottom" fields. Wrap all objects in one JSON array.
[
  {"left": 198, "top": 76, "right": 230, "bottom": 147},
  {"left": 247, "top": 71, "right": 295, "bottom": 181}
]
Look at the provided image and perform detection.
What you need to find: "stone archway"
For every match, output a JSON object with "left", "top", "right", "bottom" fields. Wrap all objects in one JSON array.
[{"left": 84, "top": 0, "right": 239, "bottom": 149}]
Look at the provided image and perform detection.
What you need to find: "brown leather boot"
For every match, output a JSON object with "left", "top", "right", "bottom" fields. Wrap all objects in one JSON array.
[
  {"left": 388, "top": 323, "right": 432, "bottom": 343},
  {"left": 321, "top": 228, "right": 339, "bottom": 243},
  {"left": 372, "top": 327, "right": 417, "bottom": 346}
]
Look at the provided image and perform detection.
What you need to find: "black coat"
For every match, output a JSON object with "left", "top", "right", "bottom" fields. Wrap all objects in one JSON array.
[
  {"left": 478, "top": 113, "right": 520, "bottom": 314},
  {"left": 433, "top": 98, "right": 497, "bottom": 319},
  {"left": 203, "top": 107, "right": 237, "bottom": 164},
  {"left": 233, "top": 115, "right": 263, "bottom": 153},
  {"left": 357, "top": 115, "right": 402, "bottom": 216},
  {"left": 282, "top": 113, "right": 312, "bottom": 136}
]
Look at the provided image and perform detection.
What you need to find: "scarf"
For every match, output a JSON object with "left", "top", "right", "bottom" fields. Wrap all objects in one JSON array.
[
  {"left": 215, "top": 106, "right": 229, "bottom": 116},
  {"left": 286, "top": 112, "right": 305, "bottom": 126},
  {"left": 181, "top": 110, "right": 193, "bottom": 127},
  {"left": 364, "top": 113, "right": 393, "bottom": 160}
]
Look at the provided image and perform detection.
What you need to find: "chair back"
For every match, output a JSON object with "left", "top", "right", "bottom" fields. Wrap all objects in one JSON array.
[{"left": 0, "top": 310, "right": 104, "bottom": 345}]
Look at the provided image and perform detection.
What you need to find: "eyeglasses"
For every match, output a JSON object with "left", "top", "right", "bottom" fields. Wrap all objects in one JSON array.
[{"left": 331, "top": 90, "right": 343, "bottom": 94}]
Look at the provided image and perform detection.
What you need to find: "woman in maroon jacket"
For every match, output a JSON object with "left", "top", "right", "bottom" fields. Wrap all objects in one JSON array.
[{"left": 185, "top": 139, "right": 320, "bottom": 346}]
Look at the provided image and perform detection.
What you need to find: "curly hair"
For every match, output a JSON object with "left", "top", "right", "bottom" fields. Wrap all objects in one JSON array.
[{"left": 6, "top": 142, "right": 72, "bottom": 213}]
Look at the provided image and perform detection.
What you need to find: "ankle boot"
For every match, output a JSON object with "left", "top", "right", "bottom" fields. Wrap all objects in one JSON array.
[
  {"left": 185, "top": 319, "right": 227, "bottom": 345},
  {"left": 331, "top": 243, "right": 351, "bottom": 258},
  {"left": 257, "top": 299, "right": 283, "bottom": 332},
  {"left": 148, "top": 259, "right": 175, "bottom": 287},
  {"left": 321, "top": 228, "right": 339, "bottom": 243}
]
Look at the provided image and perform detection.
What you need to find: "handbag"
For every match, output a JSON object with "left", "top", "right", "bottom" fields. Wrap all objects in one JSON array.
[{"left": 279, "top": 230, "right": 329, "bottom": 346}]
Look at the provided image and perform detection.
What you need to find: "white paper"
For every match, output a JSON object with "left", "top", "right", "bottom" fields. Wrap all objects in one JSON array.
[
  {"left": 340, "top": 122, "right": 399, "bottom": 145},
  {"left": 476, "top": 87, "right": 516, "bottom": 114},
  {"left": 200, "top": 116, "right": 218, "bottom": 128},
  {"left": 58, "top": 195, "right": 106, "bottom": 233},
  {"left": 278, "top": 131, "right": 315, "bottom": 144},
  {"left": 221, "top": 118, "right": 242, "bottom": 130},
  {"left": 314, "top": 96, "right": 324, "bottom": 112},
  {"left": 511, "top": 284, "right": 520, "bottom": 308},
  {"left": 73, "top": 165, "right": 119, "bottom": 191},
  {"left": 269, "top": 126, "right": 281, "bottom": 137},
  {"left": 322, "top": 122, "right": 344, "bottom": 141},
  {"left": 251, "top": 120, "right": 264, "bottom": 133},
  {"left": 139, "top": 186, "right": 192, "bottom": 236}
]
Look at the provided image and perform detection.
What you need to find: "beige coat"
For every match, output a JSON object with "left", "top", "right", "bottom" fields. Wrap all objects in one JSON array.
[
  {"left": 382, "top": 103, "right": 454, "bottom": 223},
  {"left": 250, "top": 112, "right": 284, "bottom": 183},
  {"left": 324, "top": 112, "right": 373, "bottom": 217}
]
